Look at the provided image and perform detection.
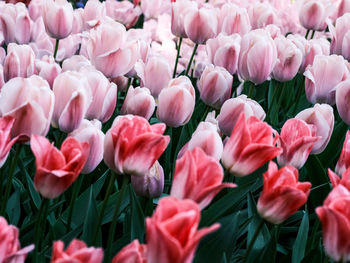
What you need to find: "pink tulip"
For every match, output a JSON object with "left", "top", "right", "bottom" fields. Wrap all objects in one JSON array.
[
  {"left": 0, "top": 116, "right": 18, "bottom": 167},
  {"left": 69, "top": 119, "right": 104, "bottom": 174},
  {"left": 28, "top": 0, "right": 43, "bottom": 21},
  {"left": 146, "top": 197, "right": 220, "bottom": 263},
  {"left": 302, "top": 38, "right": 330, "bottom": 72},
  {"left": 110, "top": 75, "right": 129, "bottom": 92},
  {"left": 257, "top": 161, "right": 311, "bottom": 224},
  {"left": 222, "top": 113, "right": 282, "bottom": 176},
  {"left": 238, "top": 29, "right": 277, "bottom": 84},
  {"left": 105, "top": 0, "right": 141, "bottom": 29},
  {"left": 329, "top": 13, "right": 350, "bottom": 61},
  {"left": 336, "top": 0, "right": 350, "bottom": 18},
  {"left": 299, "top": 0, "right": 330, "bottom": 31},
  {"left": 272, "top": 35, "right": 303, "bottom": 82},
  {"left": 0, "top": 75, "right": 54, "bottom": 141},
  {"left": 112, "top": 240, "right": 147, "bottom": 263},
  {"left": 55, "top": 34, "right": 81, "bottom": 62},
  {"left": 218, "top": 3, "right": 251, "bottom": 36},
  {"left": 304, "top": 54, "right": 349, "bottom": 105},
  {"left": 104, "top": 115, "right": 170, "bottom": 176},
  {"left": 51, "top": 239, "right": 103, "bottom": 263},
  {"left": 0, "top": 65, "right": 4, "bottom": 90},
  {"left": 31, "top": 135, "right": 89, "bottom": 199},
  {"left": 0, "top": 216, "right": 34, "bottom": 263},
  {"left": 35, "top": 55, "right": 61, "bottom": 87},
  {"left": 0, "top": 47, "right": 5, "bottom": 64},
  {"left": 247, "top": 2, "right": 278, "bottom": 30},
  {"left": 171, "top": 0, "right": 197, "bottom": 38},
  {"left": 61, "top": 55, "right": 91, "bottom": 72},
  {"left": 217, "top": 95, "right": 266, "bottom": 137},
  {"left": 86, "top": 20, "right": 139, "bottom": 78},
  {"left": 277, "top": 118, "right": 319, "bottom": 169},
  {"left": 335, "top": 131, "right": 350, "bottom": 175},
  {"left": 295, "top": 103, "right": 334, "bottom": 154},
  {"left": 3, "top": 43, "right": 35, "bottom": 82},
  {"left": 316, "top": 185, "right": 350, "bottom": 262},
  {"left": 157, "top": 76, "right": 195, "bottom": 127},
  {"left": 42, "top": 0, "right": 73, "bottom": 39},
  {"left": 83, "top": 0, "right": 105, "bottom": 30},
  {"left": 328, "top": 168, "right": 350, "bottom": 189},
  {"left": 131, "top": 161, "right": 164, "bottom": 198},
  {"left": 206, "top": 33, "right": 241, "bottom": 75},
  {"left": 121, "top": 86, "right": 155, "bottom": 120},
  {"left": 72, "top": 8, "right": 84, "bottom": 34},
  {"left": 335, "top": 80, "right": 350, "bottom": 125},
  {"left": 198, "top": 64, "right": 232, "bottom": 109},
  {"left": 171, "top": 148, "right": 235, "bottom": 209},
  {"left": 52, "top": 71, "right": 92, "bottom": 133}
]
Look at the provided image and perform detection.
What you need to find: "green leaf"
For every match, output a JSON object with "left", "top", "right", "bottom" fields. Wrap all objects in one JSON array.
[
  {"left": 292, "top": 210, "right": 309, "bottom": 263},
  {"left": 82, "top": 187, "right": 98, "bottom": 246},
  {"left": 23, "top": 166, "right": 41, "bottom": 208},
  {"left": 6, "top": 190, "right": 21, "bottom": 225},
  {"left": 129, "top": 187, "right": 145, "bottom": 243},
  {"left": 259, "top": 225, "right": 279, "bottom": 263}
]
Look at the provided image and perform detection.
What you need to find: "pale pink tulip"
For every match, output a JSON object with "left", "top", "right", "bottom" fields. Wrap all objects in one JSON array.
[
  {"left": 328, "top": 13, "right": 350, "bottom": 61},
  {"left": 248, "top": 2, "right": 279, "bottom": 30},
  {"left": 106, "top": 0, "right": 141, "bottom": 29},
  {"left": 218, "top": 3, "right": 251, "bottom": 36},
  {"left": 35, "top": 55, "right": 61, "bottom": 87},
  {"left": 171, "top": 0, "right": 197, "bottom": 38},
  {"left": 83, "top": 0, "right": 105, "bottom": 30},
  {"left": 335, "top": 131, "right": 350, "bottom": 175},
  {"left": 61, "top": 55, "right": 91, "bottom": 72},
  {"left": 0, "top": 116, "right": 18, "bottom": 168},
  {"left": 299, "top": 0, "right": 331, "bottom": 31}
]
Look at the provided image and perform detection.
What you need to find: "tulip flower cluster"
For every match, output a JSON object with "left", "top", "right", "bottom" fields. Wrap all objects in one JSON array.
[{"left": 0, "top": 0, "right": 350, "bottom": 262}]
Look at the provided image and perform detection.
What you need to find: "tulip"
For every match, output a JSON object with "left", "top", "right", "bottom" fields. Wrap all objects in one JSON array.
[
  {"left": 146, "top": 196, "right": 220, "bottom": 263},
  {"left": 140, "top": 0, "right": 163, "bottom": 19},
  {"left": 104, "top": 115, "right": 170, "bottom": 176},
  {"left": 157, "top": 76, "right": 195, "bottom": 128},
  {"left": 335, "top": 131, "right": 350, "bottom": 175},
  {"left": 131, "top": 161, "right": 164, "bottom": 198},
  {"left": 61, "top": 55, "right": 91, "bottom": 72},
  {"left": 121, "top": 86, "right": 155, "bottom": 120},
  {"left": 198, "top": 64, "right": 232, "bottom": 109},
  {"left": 299, "top": 0, "right": 328, "bottom": 31},
  {"left": 337, "top": 0, "right": 350, "bottom": 18},
  {"left": 35, "top": 55, "right": 61, "bottom": 87},
  {"left": 171, "top": 148, "right": 235, "bottom": 209},
  {"left": 328, "top": 168, "right": 350, "bottom": 189},
  {"left": 0, "top": 116, "right": 18, "bottom": 168},
  {"left": 112, "top": 240, "right": 147, "bottom": 263},
  {"left": 295, "top": 103, "right": 334, "bottom": 154},
  {"left": 217, "top": 95, "right": 266, "bottom": 137},
  {"left": 336, "top": 80, "right": 350, "bottom": 126},
  {"left": 206, "top": 33, "right": 241, "bottom": 75},
  {"left": 272, "top": 35, "right": 302, "bottom": 82},
  {"left": 316, "top": 185, "right": 350, "bottom": 262},
  {"left": 238, "top": 29, "right": 277, "bottom": 84},
  {"left": 105, "top": 0, "right": 141, "bottom": 29},
  {"left": 42, "top": 0, "right": 74, "bottom": 39},
  {"left": 3, "top": 43, "right": 35, "bottom": 82},
  {"left": 69, "top": 119, "right": 104, "bottom": 174},
  {"left": 247, "top": 2, "right": 278, "bottom": 30},
  {"left": 0, "top": 75, "right": 54, "bottom": 142},
  {"left": 0, "top": 47, "right": 5, "bottom": 64},
  {"left": 52, "top": 71, "right": 92, "bottom": 133},
  {"left": 52, "top": 239, "right": 103, "bottom": 263},
  {"left": 302, "top": 38, "right": 330, "bottom": 72},
  {"left": 222, "top": 113, "right": 282, "bottom": 176},
  {"left": 257, "top": 161, "right": 311, "bottom": 224},
  {"left": 30, "top": 135, "right": 89, "bottom": 199},
  {"left": 277, "top": 118, "right": 319, "bottom": 169},
  {"left": 0, "top": 216, "right": 34, "bottom": 263},
  {"left": 218, "top": 3, "right": 251, "bottom": 36},
  {"left": 304, "top": 54, "right": 349, "bottom": 105},
  {"left": 0, "top": 65, "right": 4, "bottom": 90},
  {"left": 329, "top": 13, "right": 350, "bottom": 61},
  {"left": 83, "top": 0, "right": 105, "bottom": 30},
  {"left": 28, "top": 0, "right": 43, "bottom": 21},
  {"left": 171, "top": 0, "right": 197, "bottom": 38}
]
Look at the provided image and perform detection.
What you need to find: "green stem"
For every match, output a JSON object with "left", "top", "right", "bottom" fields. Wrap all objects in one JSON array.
[
  {"left": 247, "top": 82, "right": 255, "bottom": 98},
  {"left": 185, "top": 43, "right": 198, "bottom": 76},
  {"left": 66, "top": 175, "right": 83, "bottom": 232},
  {"left": 92, "top": 170, "right": 117, "bottom": 245},
  {"left": 243, "top": 218, "right": 264, "bottom": 263},
  {"left": 105, "top": 175, "right": 129, "bottom": 262},
  {"left": 53, "top": 39, "right": 59, "bottom": 60},
  {"left": 33, "top": 198, "right": 50, "bottom": 262},
  {"left": 310, "top": 30, "right": 316, "bottom": 39},
  {"left": 305, "top": 29, "right": 310, "bottom": 39},
  {"left": 266, "top": 80, "right": 279, "bottom": 121},
  {"left": 1, "top": 144, "right": 22, "bottom": 216},
  {"left": 173, "top": 37, "right": 183, "bottom": 78},
  {"left": 292, "top": 76, "right": 304, "bottom": 115}
]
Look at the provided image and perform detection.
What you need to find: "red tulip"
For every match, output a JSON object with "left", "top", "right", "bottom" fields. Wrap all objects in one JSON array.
[
  {"left": 0, "top": 116, "right": 18, "bottom": 168},
  {"left": 30, "top": 135, "right": 89, "bottom": 199},
  {"left": 112, "top": 240, "right": 147, "bottom": 263},
  {"left": 171, "top": 148, "right": 236, "bottom": 209},
  {"left": 146, "top": 196, "right": 220, "bottom": 263},
  {"left": 104, "top": 115, "right": 170, "bottom": 176},
  {"left": 222, "top": 113, "right": 282, "bottom": 177},
  {"left": 51, "top": 239, "right": 103, "bottom": 263},
  {"left": 257, "top": 162, "right": 311, "bottom": 224},
  {"left": 328, "top": 168, "right": 350, "bottom": 190},
  {"left": 335, "top": 131, "right": 350, "bottom": 175}
]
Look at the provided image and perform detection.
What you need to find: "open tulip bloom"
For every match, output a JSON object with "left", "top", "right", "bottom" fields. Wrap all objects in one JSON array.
[{"left": 0, "top": 0, "right": 348, "bottom": 262}]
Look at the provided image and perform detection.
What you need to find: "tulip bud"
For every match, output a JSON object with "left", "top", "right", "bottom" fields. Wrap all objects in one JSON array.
[
  {"left": 299, "top": 0, "right": 328, "bottom": 31},
  {"left": 218, "top": 3, "right": 251, "bottom": 36},
  {"left": 329, "top": 13, "right": 350, "bottom": 61},
  {"left": 61, "top": 55, "right": 91, "bottom": 72},
  {"left": 171, "top": 0, "right": 197, "bottom": 38},
  {"left": 247, "top": 2, "right": 278, "bottom": 30},
  {"left": 157, "top": 76, "right": 195, "bottom": 128}
]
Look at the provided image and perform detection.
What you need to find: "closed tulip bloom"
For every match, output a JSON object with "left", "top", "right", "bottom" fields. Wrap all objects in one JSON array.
[
  {"left": 0, "top": 76, "right": 54, "bottom": 141},
  {"left": 35, "top": 55, "right": 61, "bottom": 87},
  {"left": 0, "top": 65, "right": 4, "bottom": 90},
  {"left": 184, "top": 6, "right": 218, "bottom": 44},
  {"left": 171, "top": 0, "right": 197, "bottom": 38},
  {"left": 198, "top": 64, "right": 232, "bottom": 109},
  {"left": 131, "top": 161, "right": 164, "bottom": 198},
  {"left": 121, "top": 86, "right": 155, "bottom": 120},
  {"left": 238, "top": 29, "right": 277, "bottom": 84},
  {"left": 222, "top": 113, "right": 282, "bottom": 177},
  {"left": 83, "top": 0, "right": 105, "bottom": 30},
  {"left": 104, "top": 115, "right": 170, "bottom": 176},
  {"left": 30, "top": 135, "right": 89, "bottom": 199},
  {"left": 171, "top": 148, "right": 235, "bottom": 209},
  {"left": 277, "top": 118, "right": 319, "bottom": 169},
  {"left": 272, "top": 35, "right": 302, "bottom": 82},
  {"left": 52, "top": 71, "right": 92, "bottom": 133},
  {"left": 206, "top": 33, "right": 241, "bottom": 75},
  {"left": 247, "top": 2, "right": 278, "bottom": 30},
  {"left": 328, "top": 168, "right": 350, "bottom": 189},
  {"left": 335, "top": 131, "right": 350, "bottom": 175},
  {"left": 299, "top": 0, "right": 328, "bottom": 31},
  {"left": 217, "top": 95, "right": 266, "bottom": 137},
  {"left": 218, "top": 3, "right": 251, "bottom": 36},
  {"left": 112, "top": 240, "right": 147, "bottom": 263},
  {"left": 105, "top": 0, "right": 141, "bottom": 29},
  {"left": 52, "top": 239, "right": 103, "bottom": 263},
  {"left": 69, "top": 119, "right": 104, "bottom": 174},
  {"left": 42, "top": 0, "right": 74, "bottom": 39},
  {"left": 157, "top": 76, "right": 195, "bottom": 128},
  {"left": 28, "top": 0, "right": 43, "bottom": 21},
  {"left": 257, "top": 161, "right": 311, "bottom": 224},
  {"left": 0, "top": 116, "right": 18, "bottom": 168},
  {"left": 295, "top": 103, "right": 334, "bottom": 154},
  {"left": 316, "top": 185, "right": 350, "bottom": 262},
  {"left": 0, "top": 217, "right": 34, "bottom": 263},
  {"left": 4, "top": 43, "right": 35, "bottom": 82},
  {"left": 337, "top": 0, "right": 350, "bottom": 18},
  {"left": 61, "top": 55, "right": 91, "bottom": 72},
  {"left": 302, "top": 38, "right": 330, "bottom": 72},
  {"left": 146, "top": 197, "right": 220, "bottom": 263},
  {"left": 329, "top": 13, "right": 350, "bottom": 61},
  {"left": 304, "top": 54, "right": 349, "bottom": 105},
  {"left": 336, "top": 80, "right": 350, "bottom": 126}
]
